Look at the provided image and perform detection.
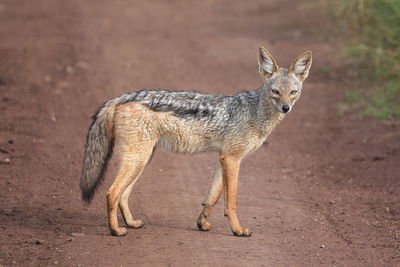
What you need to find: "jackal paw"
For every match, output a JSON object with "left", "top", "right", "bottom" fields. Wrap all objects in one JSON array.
[
  {"left": 110, "top": 227, "right": 128, "bottom": 236},
  {"left": 126, "top": 219, "right": 144, "bottom": 229},
  {"left": 197, "top": 216, "right": 212, "bottom": 231},
  {"left": 232, "top": 227, "right": 252, "bottom": 237}
]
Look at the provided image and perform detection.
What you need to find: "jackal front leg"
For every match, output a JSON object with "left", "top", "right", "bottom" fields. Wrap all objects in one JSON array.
[
  {"left": 197, "top": 161, "right": 223, "bottom": 231},
  {"left": 220, "top": 155, "right": 252, "bottom": 237}
]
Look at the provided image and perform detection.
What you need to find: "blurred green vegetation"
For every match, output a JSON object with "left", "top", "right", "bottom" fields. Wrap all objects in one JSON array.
[{"left": 336, "top": 0, "right": 400, "bottom": 119}]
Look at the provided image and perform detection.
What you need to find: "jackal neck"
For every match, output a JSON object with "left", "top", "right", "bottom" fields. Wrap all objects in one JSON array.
[{"left": 255, "top": 87, "right": 285, "bottom": 137}]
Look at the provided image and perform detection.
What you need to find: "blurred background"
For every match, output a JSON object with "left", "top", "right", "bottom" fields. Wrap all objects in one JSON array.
[
  {"left": 333, "top": 0, "right": 400, "bottom": 119},
  {"left": 0, "top": 0, "right": 399, "bottom": 266}
]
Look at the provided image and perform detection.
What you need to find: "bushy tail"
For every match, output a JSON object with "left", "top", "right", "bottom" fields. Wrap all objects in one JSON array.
[{"left": 80, "top": 98, "right": 120, "bottom": 202}]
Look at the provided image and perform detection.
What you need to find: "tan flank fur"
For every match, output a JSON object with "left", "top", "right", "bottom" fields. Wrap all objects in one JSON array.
[{"left": 80, "top": 47, "right": 312, "bottom": 237}]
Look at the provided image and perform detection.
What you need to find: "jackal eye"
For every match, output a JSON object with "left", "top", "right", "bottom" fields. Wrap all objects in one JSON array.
[
  {"left": 271, "top": 89, "right": 279, "bottom": 95},
  {"left": 290, "top": 90, "right": 297, "bottom": 95}
]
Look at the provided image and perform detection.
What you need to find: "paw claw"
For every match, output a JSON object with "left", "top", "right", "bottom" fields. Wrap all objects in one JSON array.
[
  {"left": 126, "top": 220, "right": 144, "bottom": 229},
  {"left": 233, "top": 228, "right": 252, "bottom": 237},
  {"left": 111, "top": 227, "right": 128, "bottom": 236},
  {"left": 197, "top": 217, "right": 212, "bottom": 231}
]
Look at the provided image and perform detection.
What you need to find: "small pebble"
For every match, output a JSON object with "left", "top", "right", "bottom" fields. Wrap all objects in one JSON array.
[
  {"left": 65, "top": 65, "right": 75, "bottom": 74},
  {"left": 71, "top": 232, "right": 84, "bottom": 237}
]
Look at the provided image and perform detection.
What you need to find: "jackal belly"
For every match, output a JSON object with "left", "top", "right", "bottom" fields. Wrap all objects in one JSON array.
[{"left": 157, "top": 131, "right": 222, "bottom": 154}]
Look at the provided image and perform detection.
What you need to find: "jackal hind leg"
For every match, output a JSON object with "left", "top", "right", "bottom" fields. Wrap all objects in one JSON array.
[
  {"left": 220, "top": 155, "right": 252, "bottom": 237},
  {"left": 107, "top": 146, "right": 153, "bottom": 236},
  {"left": 197, "top": 161, "right": 223, "bottom": 231},
  {"left": 119, "top": 173, "right": 145, "bottom": 229}
]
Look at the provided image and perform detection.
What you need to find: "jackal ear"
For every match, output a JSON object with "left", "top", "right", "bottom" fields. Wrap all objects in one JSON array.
[
  {"left": 289, "top": 50, "right": 312, "bottom": 81},
  {"left": 258, "top": 46, "right": 279, "bottom": 79}
]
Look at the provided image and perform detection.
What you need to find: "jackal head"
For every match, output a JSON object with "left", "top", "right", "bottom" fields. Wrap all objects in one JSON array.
[{"left": 258, "top": 46, "right": 312, "bottom": 113}]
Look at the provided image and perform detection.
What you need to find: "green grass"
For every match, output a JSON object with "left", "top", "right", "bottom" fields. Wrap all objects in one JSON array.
[
  {"left": 340, "top": 84, "right": 400, "bottom": 119},
  {"left": 334, "top": 0, "right": 400, "bottom": 119}
]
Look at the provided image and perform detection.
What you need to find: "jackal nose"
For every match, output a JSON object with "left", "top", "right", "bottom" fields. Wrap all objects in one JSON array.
[{"left": 282, "top": 105, "right": 290, "bottom": 113}]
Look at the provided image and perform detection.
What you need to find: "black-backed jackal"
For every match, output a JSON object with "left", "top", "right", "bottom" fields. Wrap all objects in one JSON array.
[{"left": 80, "top": 47, "right": 312, "bottom": 237}]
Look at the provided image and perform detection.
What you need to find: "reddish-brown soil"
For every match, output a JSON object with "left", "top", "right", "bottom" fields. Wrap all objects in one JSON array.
[{"left": 1, "top": 0, "right": 399, "bottom": 266}]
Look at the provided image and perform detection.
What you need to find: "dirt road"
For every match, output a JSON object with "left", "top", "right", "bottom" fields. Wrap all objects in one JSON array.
[{"left": 0, "top": 0, "right": 399, "bottom": 266}]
